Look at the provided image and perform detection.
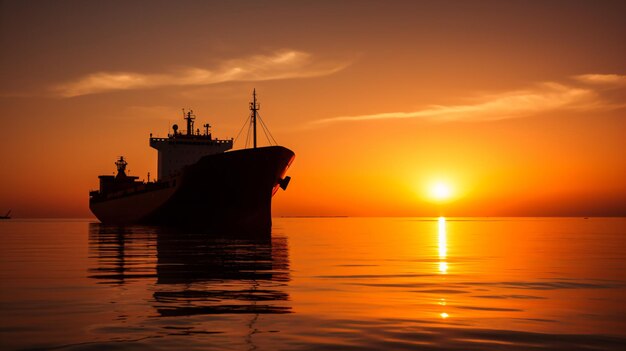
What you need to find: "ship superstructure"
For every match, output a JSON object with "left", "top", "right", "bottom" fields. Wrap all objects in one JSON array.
[
  {"left": 149, "top": 110, "right": 233, "bottom": 180},
  {"left": 89, "top": 91, "right": 294, "bottom": 233}
]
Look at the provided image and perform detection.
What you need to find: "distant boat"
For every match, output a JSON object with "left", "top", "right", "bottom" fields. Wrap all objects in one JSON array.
[{"left": 0, "top": 210, "right": 11, "bottom": 219}]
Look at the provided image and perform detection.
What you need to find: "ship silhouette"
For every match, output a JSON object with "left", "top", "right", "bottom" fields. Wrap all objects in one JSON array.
[{"left": 89, "top": 90, "right": 294, "bottom": 234}]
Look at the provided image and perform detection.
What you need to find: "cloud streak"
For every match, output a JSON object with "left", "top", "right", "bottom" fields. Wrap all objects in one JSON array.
[
  {"left": 314, "top": 76, "right": 624, "bottom": 125},
  {"left": 55, "top": 50, "right": 349, "bottom": 97},
  {"left": 574, "top": 73, "right": 626, "bottom": 85}
]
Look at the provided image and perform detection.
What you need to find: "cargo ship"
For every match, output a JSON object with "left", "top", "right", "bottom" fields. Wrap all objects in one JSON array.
[{"left": 89, "top": 90, "right": 294, "bottom": 233}]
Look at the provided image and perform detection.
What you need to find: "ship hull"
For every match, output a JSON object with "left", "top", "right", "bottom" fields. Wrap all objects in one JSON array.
[{"left": 90, "top": 146, "right": 294, "bottom": 234}]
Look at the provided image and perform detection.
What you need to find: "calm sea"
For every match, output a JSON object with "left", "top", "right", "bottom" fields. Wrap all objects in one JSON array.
[{"left": 0, "top": 217, "right": 625, "bottom": 350}]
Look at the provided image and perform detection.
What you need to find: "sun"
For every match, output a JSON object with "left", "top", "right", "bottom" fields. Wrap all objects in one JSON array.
[{"left": 429, "top": 182, "right": 453, "bottom": 201}]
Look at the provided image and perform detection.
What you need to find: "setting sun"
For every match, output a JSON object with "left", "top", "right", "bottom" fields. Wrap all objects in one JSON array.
[{"left": 429, "top": 182, "right": 453, "bottom": 201}]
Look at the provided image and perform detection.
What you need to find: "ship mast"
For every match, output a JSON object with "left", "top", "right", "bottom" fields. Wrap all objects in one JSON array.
[
  {"left": 184, "top": 110, "right": 195, "bottom": 136},
  {"left": 249, "top": 89, "right": 259, "bottom": 149}
]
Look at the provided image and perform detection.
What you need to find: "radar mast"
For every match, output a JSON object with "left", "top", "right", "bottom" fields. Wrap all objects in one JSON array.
[{"left": 183, "top": 109, "right": 196, "bottom": 136}]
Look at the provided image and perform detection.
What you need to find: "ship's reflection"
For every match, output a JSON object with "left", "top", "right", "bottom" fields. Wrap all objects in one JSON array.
[{"left": 88, "top": 223, "right": 291, "bottom": 316}]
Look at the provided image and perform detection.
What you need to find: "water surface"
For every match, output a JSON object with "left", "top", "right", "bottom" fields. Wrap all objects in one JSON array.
[{"left": 1, "top": 217, "right": 625, "bottom": 350}]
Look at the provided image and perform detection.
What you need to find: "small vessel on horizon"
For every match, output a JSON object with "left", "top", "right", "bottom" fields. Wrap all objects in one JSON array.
[
  {"left": 89, "top": 90, "right": 294, "bottom": 234},
  {"left": 0, "top": 210, "right": 11, "bottom": 219}
]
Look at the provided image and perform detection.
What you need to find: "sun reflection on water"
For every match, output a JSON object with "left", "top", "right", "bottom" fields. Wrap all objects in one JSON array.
[
  {"left": 437, "top": 217, "right": 450, "bottom": 319},
  {"left": 438, "top": 261, "right": 448, "bottom": 273},
  {"left": 438, "top": 217, "right": 447, "bottom": 274}
]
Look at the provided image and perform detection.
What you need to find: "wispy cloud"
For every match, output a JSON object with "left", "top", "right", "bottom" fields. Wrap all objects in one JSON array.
[
  {"left": 574, "top": 73, "right": 626, "bottom": 85},
  {"left": 314, "top": 77, "right": 624, "bottom": 126},
  {"left": 54, "top": 50, "right": 350, "bottom": 97}
]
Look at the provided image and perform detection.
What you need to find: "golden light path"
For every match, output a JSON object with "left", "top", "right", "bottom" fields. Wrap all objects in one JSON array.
[
  {"left": 438, "top": 216, "right": 448, "bottom": 273},
  {"left": 437, "top": 216, "right": 449, "bottom": 319}
]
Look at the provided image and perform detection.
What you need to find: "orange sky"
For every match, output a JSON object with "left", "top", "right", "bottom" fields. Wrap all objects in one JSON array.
[{"left": 0, "top": 0, "right": 625, "bottom": 217}]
